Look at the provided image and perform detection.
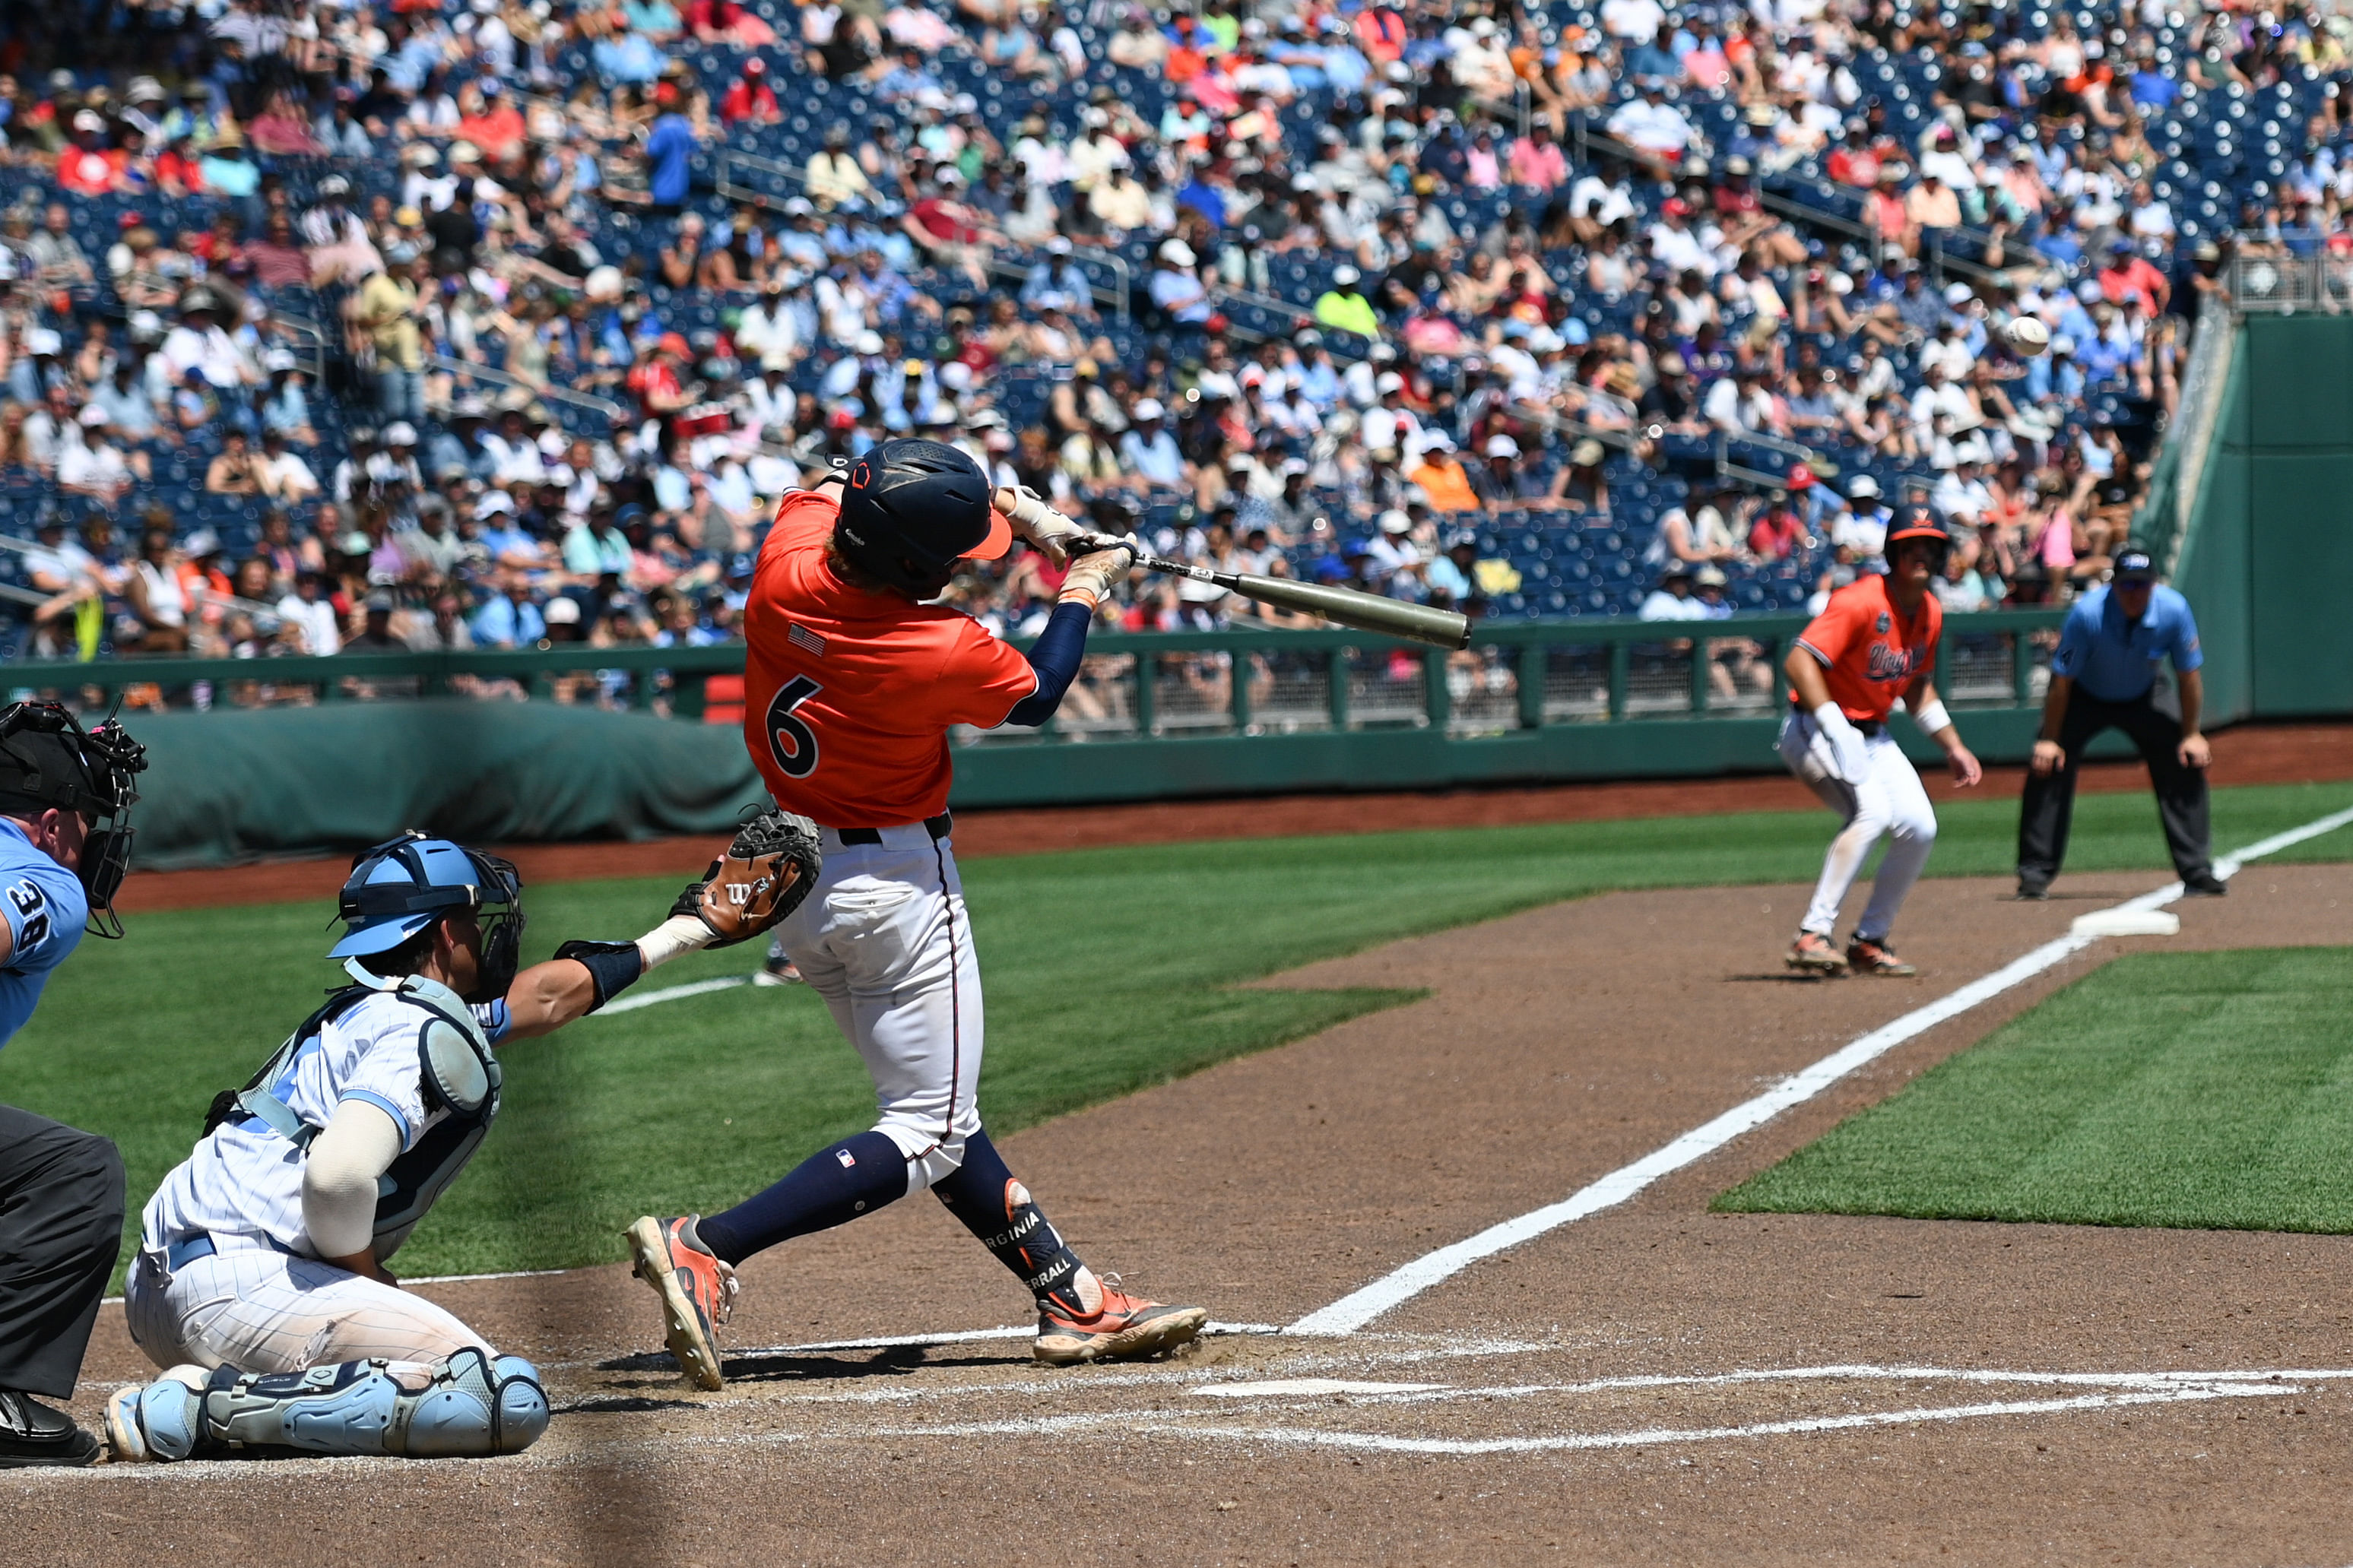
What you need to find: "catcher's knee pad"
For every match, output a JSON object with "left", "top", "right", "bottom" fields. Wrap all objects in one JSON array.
[
  {"left": 400, "top": 1348, "right": 549, "bottom": 1457},
  {"left": 121, "top": 1349, "right": 549, "bottom": 1461}
]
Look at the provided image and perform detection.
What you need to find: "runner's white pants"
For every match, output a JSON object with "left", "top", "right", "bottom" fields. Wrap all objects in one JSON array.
[
  {"left": 772, "top": 823, "right": 985, "bottom": 1193},
  {"left": 123, "top": 1240, "right": 487, "bottom": 1375},
  {"left": 1777, "top": 711, "right": 1938, "bottom": 943}
]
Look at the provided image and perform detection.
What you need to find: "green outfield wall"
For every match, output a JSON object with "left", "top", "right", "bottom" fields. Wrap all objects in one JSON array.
[{"left": 2170, "top": 314, "right": 2353, "bottom": 724}]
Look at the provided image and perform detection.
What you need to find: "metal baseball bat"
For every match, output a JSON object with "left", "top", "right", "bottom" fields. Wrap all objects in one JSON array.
[{"left": 1068, "top": 535, "right": 1470, "bottom": 651}]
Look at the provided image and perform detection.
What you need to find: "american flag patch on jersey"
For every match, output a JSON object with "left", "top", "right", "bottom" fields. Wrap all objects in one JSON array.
[{"left": 787, "top": 623, "right": 827, "bottom": 657}]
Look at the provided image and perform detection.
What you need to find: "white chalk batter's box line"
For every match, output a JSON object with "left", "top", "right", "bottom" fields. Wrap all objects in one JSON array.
[
  {"left": 534, "top": 1361, "right": 2353, "bottom": 1469},
  {"left": 710, "top": 1363, "right": 2353, "bottom": 1476}
]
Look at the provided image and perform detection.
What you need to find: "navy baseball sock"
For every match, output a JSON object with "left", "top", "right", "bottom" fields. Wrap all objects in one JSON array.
[
  {"left": 933, "top": 1127, "right": 1088, "bottom": 1315},
  {"left": 696, "top": 1131, "right": 907, "bottom": 1265}
]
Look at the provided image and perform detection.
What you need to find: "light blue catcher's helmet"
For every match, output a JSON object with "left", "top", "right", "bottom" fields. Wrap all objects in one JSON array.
[{"left": 329, "top": 831, "right": 525, "bottom": 999}]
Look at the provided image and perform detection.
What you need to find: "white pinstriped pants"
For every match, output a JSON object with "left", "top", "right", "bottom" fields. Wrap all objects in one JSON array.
[
  {"left": 771, "top": 825, "right": 986, "bottom": 1193},
  {"left": 124, "top": 1243, "right": 489, "bottom": 1375},
  {"left": 1777, "top": 711, "right": 1939, "bottom": 943}
]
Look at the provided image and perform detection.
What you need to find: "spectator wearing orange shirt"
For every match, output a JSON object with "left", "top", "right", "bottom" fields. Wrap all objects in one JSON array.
[
  {"left": 1747, "top": 493, "right": 1808, "bottom": 562},
  {"left": 2097, "top": 238, "right": 2170, "bottom": 315},
  {"left": 1407, "top": 434, "right": 1481, "bottom": 514},
  {"left": 1356, "top": 5, "right": 1406, "bottom": 62},
  {"left": 57, "top": 111, "right": 128, "bottom": 195},
  {"left": 154, "top": 131, "right": 206, "bottom": 195},
  {"left": 1865, "top": 163, "right": 1915, "bottom": 255},
  {"left": 455, "top": 81, "right": 527, "bottom": 164}
]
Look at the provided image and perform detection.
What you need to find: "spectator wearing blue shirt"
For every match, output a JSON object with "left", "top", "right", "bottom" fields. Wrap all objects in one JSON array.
[
  {"left": 1020, "top": 239, "right": 1094, "bottom": 315},
  {"left": 1118, "top": 400, "right": 1186, "bottom": 489},
  {"left": 472, "top": 575, "right": 549, "bottom": 648},
  {"left": 593, "top": 29, "right": 667, "bottom": 84},
  {"left": 0, "top": 715, "right": 137, "bottom": 1468},
  {"left": 644, "top": 109, "right": 697, "bottom": 213},
  {"left": 2017, "top": 550, "right": 2222, "bottom": 898}
]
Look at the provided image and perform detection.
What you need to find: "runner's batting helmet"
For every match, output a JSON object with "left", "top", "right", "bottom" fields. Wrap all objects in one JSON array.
[
  {"left": 1885, "top": 512, "right": 1952, "bottom": 572},
  {"left": 834, "top": 439, "right": 1010, "bottom": 598}
]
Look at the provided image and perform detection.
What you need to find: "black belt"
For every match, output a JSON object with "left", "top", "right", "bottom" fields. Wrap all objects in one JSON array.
[
  {"left": 1793, "top": 703, "right": 1881, "bottom": 737},
  {"left": 836, "top": 812, "right": 953, "bottom": 846}
]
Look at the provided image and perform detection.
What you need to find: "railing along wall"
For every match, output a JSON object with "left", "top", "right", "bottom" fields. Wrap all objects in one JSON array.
[{"left": 5, "top": 610, "right": 2066, "bottom": 738}]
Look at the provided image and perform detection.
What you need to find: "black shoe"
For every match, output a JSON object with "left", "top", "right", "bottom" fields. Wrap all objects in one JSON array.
[
  {"left": 2016, "top": 880, "right": 2049, "bottom": 901},
  {"left": 0, "top": 1390, "right": 99, "bottom": 1468},
  {"left": 2183, "top": 873, "right": 2228, "bottom": 898}
]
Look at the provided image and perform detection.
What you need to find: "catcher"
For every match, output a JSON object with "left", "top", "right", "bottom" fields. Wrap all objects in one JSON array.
[
  {"left": 106, "top": 822, "right": 812, "bottom": 1462},
  {"left": 626, "top": 439, "right": 1208, "bottom": 1390}
]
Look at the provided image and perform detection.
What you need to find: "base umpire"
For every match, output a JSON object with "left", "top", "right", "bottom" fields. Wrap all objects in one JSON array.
[
  {"left": 0, "top": 704, "right": 145, "bottom": 1467},
  {"left": 2017, "top": 548, "right": 2225, "bottom": 899}
]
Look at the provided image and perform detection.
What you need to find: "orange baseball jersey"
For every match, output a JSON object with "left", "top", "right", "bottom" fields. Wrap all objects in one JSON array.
[
  {"left": 1792, "top": 572, "right": 1940, "bottom": 724},
  {"left": 741, "top": 490, "right": 1038, "bottom": 827}
]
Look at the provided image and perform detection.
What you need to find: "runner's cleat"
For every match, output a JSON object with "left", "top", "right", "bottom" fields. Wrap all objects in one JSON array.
[
  {"left": 1784, "top": 930, "right": 1850, "bottom": 977},
  {"left": 625, "top": 1215, "right": 738, "bottom": 1391},
  {"left": 1845, "top": 936, "right": 1917, "bottom": 977},
  {"left": 1034, "top": 1277, "right": 1208, "bottom": 1366}
]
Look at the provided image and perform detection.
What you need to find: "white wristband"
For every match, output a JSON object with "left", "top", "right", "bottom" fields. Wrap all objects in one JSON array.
[
  {"left": 1914, "top": 699, "right": 1952, "bottom": 736},
  {"left": 636, "top": 914, "right": 714, "bottom": 971}
]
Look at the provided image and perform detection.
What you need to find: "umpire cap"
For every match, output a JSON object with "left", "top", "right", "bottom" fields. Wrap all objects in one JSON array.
[{"left": 835, "top": 439, "right": 1010, "bottom": 598}]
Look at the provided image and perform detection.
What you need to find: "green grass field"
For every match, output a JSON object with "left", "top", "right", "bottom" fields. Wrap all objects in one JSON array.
[
  {"left": 6, "top": 778, "right": 2349, "bottom": 1283},
  {"left": 1717, "top": 946, "right": 2353, "bottom": 1232}
]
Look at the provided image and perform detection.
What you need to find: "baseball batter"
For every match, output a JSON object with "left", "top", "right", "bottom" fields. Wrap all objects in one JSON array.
[
  {"left": 628, "top": 439, "right": 1207, "bottom": 1387},
  {"left": 106, "top": 825, "right": 807, "bottom": 1463},
  {"left": 1777, "top": 518, "right": 1984, "bottom": 976}
]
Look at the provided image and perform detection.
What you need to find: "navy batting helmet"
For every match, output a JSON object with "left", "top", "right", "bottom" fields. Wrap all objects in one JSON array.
[{"left": 834, "top": 439, "right": 1010, "bottom": 598}]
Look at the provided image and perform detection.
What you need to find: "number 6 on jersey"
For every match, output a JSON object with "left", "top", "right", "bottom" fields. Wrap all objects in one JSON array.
[{"left": 765, "top": 676, "right": 822, "bottom": 780}]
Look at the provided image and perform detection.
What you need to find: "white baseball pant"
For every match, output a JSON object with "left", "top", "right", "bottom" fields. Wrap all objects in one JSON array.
[
  {"left": 1777, "top": 709, "right": 1939, "bottom": 944},
  {"left": 124, "top": 1241, "right": 487, "bottom": 1375},
  {"left": 770, "top": 822, "right": 985, "bottom": 1193}
]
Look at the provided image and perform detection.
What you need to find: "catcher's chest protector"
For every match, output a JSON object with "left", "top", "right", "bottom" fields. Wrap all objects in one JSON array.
[{"left": 211, "top": 962, "right": 502, "bottom": 1259}]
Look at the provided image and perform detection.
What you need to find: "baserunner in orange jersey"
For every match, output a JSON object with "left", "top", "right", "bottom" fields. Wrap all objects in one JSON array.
[
  {"left": 1776, "top": 516, "right": 1984, "bottom": 977},
  {"left": 627, "top": 440, "right": 1207, "bottom": 1385}
]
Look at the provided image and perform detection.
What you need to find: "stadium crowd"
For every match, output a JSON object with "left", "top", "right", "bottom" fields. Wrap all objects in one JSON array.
[{"left": 0, "top": 0, "right": 2329, "bottom": 696}]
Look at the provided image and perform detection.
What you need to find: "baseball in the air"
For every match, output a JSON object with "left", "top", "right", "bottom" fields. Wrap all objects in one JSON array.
[{"left": 2006, "top": 316, "right": 2051, "bottom": 356}]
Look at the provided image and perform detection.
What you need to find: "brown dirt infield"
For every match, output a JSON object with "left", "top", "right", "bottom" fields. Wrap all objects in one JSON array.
[
  {"left": 15, "top": 856, "right": 2353, "bottom": 1565},
  {"left": 113, "top": 720, "right": 2353, "bottom": 914}
]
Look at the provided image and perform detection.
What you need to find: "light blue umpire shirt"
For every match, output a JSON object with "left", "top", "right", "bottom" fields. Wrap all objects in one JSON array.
[{"left": 2049, "top": 582, "right": 2203, "bottom": 703}]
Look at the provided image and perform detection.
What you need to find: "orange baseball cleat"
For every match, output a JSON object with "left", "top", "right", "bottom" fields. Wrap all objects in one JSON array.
[{"left": 626, "top": 1215, "right": 739, "bottom": 1391}]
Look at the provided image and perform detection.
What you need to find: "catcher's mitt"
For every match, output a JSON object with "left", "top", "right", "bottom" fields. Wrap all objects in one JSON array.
[{"left": 671, "top": 808, "right": 823, "bottom": 948}]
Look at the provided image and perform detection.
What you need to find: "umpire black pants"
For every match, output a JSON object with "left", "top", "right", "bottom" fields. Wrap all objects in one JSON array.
[
  {"left": 0, "top": 1106, "right": 123, "bottom": 1399},
  {"left": 2016, "top": 683, "right": 2212, "bottom": 888}
]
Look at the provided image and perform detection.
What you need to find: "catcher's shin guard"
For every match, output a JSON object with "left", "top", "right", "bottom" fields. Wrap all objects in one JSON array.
[{"left": 106, "top": 1348, "right": 548, "bottom": 1462}]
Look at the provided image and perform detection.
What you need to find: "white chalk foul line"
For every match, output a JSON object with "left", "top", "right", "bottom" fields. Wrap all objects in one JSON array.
[
  {"left": 1289, "top": 802, "right": 2353, "bottom": 1336},
  {"left": 592, "top": 974, "right": 754, "bottom": 1015}
]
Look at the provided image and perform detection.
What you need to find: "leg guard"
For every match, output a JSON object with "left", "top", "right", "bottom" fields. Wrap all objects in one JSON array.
[
  {"left": 934, "top": 1128, "right": 1086, "bottom": 1313},
  {"left": 109, "top": 1348, "right": 548, "bottom": 1461}
]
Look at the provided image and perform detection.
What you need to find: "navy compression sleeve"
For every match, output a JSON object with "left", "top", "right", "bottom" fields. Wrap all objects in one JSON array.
[{"left": 1003, "top": 600, "right": 1092, "bottom": 727}]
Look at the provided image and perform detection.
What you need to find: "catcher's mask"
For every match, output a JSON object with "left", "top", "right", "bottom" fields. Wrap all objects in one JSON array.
[
  {"left": 833, "top": 438, "right": 1011, "bottom": 598},
  {"left": 331, "top": 831, "right": 525, "bottom": 1004},
  {"left": 0, "top": 702, "right": 147, "bottom": 939}
]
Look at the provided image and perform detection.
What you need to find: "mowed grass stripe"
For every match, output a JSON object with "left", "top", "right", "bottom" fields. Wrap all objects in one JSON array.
[
  {"left": 8, "top": 778, "right": 2349, "bottom": 1283},
  {"left": 1717, "top": 947, "right": 2353, "bottom": 1232}
]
